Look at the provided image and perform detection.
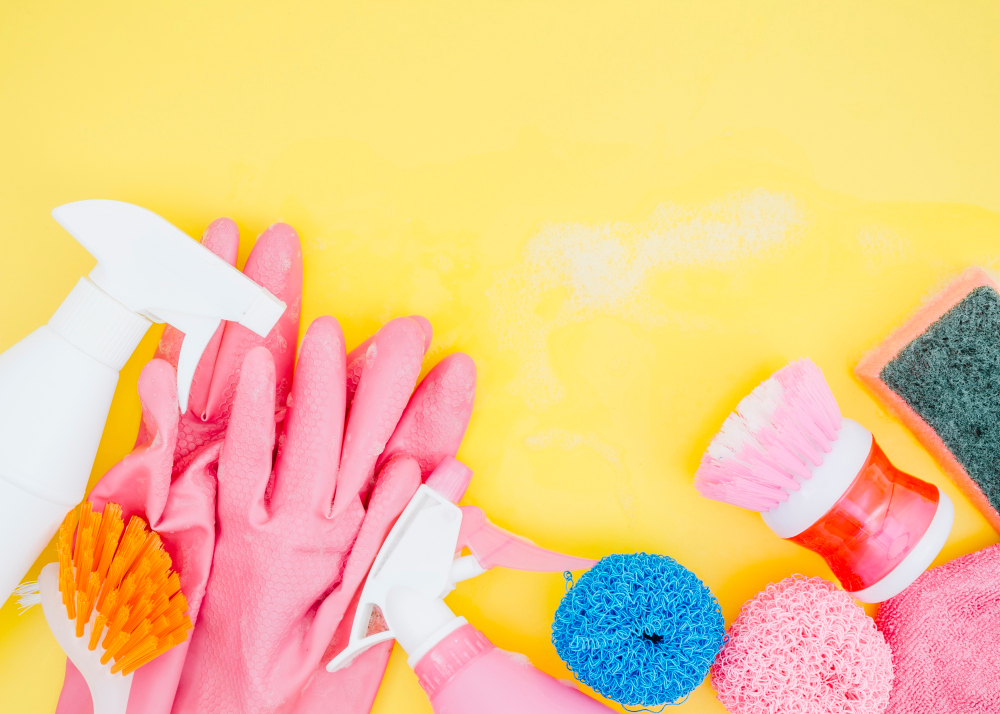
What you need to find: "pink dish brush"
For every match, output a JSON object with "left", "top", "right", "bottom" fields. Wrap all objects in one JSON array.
[{"left": 695, "top": 359, "right": 953, "bottom": 602}]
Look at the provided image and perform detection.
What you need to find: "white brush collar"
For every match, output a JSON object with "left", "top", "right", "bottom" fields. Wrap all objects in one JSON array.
[{"left": 761, "top": 418, "right": 872, "bottom": 539}]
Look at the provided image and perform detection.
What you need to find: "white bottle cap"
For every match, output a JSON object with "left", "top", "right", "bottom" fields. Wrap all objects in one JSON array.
[
  {"left": 52, "top": 200, "right": 287, "bottom": 410},
  {"left": 49, "top": 278, "right": 151, "bottom": 371},
  {"left": 386, "top": 585, "right": 468, "bottom": 668}
]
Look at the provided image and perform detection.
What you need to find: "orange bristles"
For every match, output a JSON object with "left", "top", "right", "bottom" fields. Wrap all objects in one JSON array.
[
  {"left": 100, "top": 631, "right": 129, "bottom": 666},
  {"left": 88, "top": 613, "right": 107, "bottom": 651},
  {"left": 122, "top": 626, "right": 189, "bottom": 675},
  {"left": 72, "top": 502, "right": 91, "bottom": 566},
  {"left": 75, "top": 590, "right": 90, "bottom": 638},
  {"left": 101, "top": 602, "right": 129, "bottom": 652},
  {"left": 57, "top": 510, "right": 78, "bottom": 619},
  {"left": 111, "top": 635, "right": 157, "bottom": 675},
  {"left": 55, "top": 502, "right": 192, "bottom": 677},
  {"left": 97, "top": 516, "right": 147, "bottom": 608},
  {"left": 93, "top": 503, "right": 124, "bottom": 582},
  {"left": 74, "top": 572, "right": 101, "bottom": 638}
]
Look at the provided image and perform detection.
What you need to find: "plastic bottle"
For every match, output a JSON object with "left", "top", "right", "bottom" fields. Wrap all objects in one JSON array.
[
  {"left": 761, "top": 418, "right": 954, "bottom": 603},
  {"left": 397, "top": 592, "right": 614, "bottom": 713},
  {"left": 0, "top": 200, "right": 285, "bottom": 603},
  {"left": 327, "top": 458, "right": 613, "bottom": 713}
]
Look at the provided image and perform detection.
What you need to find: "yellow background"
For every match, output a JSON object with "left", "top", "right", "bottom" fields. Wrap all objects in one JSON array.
[{"left": 2, "top": 2, "right": 1000, "bottom": 712}]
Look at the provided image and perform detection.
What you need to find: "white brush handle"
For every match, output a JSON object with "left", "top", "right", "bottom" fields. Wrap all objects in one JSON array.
[{"left": 39, "top": 563, "right": 133, "bottom": 714}]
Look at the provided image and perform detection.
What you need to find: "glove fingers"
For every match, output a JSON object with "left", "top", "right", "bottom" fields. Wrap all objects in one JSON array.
[
  {"left": 409, "top": 315, "right": 433, "bottom": 352},
  {"left": 345, "top": 315, "right": 431, "bottom": 406},
  {"left": 153, "top": 218, "right": 240, "bottom": 419},
  {"left": 217, "top": 346, "right": 276, "bottom": 527},
  {"left": 271, "top": 316, "right": 347, "bottom": 518},
  {"left": 344, "top": 338, "right": 373, "bottom": 407},
  {"left": 332, "top": 318, "right": 426, "bottom": 517},
  {"left": 377, "top": 352, "right": 477, "bottom": 480},
  {"left": 202, "top": 222, "right": 303, "bottom": 423},
  {"left": 90, "top": 359, "right": 180, "bottom": 525},
  {"left": 307, "top": 456, "right": 421, "bottom": 657},
  {"left": 153, "top": 439, "right": 221, "bottom": 619}
]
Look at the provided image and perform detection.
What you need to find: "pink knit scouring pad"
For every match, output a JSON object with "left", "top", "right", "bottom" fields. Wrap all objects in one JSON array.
[
  {"left": 711, "top": 576, "right": 894, "bottom": 714},
  {"left": 856, "top": 267, "right": 1000, "bottom": 533},
  {"left": 876, "top": 543, "right": 1000, "bottom": 713}
]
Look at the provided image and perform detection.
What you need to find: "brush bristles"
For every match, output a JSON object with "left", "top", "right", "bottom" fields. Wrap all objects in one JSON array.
[
  {"left": 694, "top": 359, "right": 842, "bottom": 511},
  {"left": 57, "top": 502, "right": 193, "bottom": 677}
]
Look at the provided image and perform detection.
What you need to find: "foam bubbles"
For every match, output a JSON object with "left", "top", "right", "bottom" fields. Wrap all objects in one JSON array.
[
  {"left": 858, "top": 225, "right": 912, "bottom": 273},
  {"left": 488, "top": 189, "right": 807, "bottom": 410}
]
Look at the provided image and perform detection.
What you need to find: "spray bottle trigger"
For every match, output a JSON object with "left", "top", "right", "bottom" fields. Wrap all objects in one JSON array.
[
  {"left": 150, "top": 309, "right": 221, "bottom": 414},
  {"left": 326, "top": 623, "right": 395, "bottom": 673},
  {"left": 326, "top": 631, "right": 395, "bottom": 672},
  {"left": 457, "top": 506, "right": 598, "bottom": 573}
]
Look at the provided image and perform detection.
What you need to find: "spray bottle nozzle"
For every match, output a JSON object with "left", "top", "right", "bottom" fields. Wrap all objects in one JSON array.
[
  {"left": 52, "top": 200, "right": 286, "bottom": 411},
  {"left": 326, "top": 460, "right": 596, "bottom": 673}
]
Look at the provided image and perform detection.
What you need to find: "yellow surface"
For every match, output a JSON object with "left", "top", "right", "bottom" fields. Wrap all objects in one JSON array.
[{"left": 2, "top": 2, "right": 1000, "bottom": 712}]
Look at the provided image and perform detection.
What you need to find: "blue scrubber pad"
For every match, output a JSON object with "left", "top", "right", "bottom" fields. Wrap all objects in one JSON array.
[{"left": 552, "top": 553, "right": 725, "bottom": 710}]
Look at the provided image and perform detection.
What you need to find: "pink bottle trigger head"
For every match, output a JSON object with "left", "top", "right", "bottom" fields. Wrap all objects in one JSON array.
[
  {"left": 326, "top": 481, "right": 599, "bottom": 714},
  {"left": 457, "top": 506, "right": 597, "bottom": 572}
]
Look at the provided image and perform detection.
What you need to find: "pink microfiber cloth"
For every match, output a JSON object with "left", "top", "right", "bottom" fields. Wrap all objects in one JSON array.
[
  {"left": 875, "top": 543, "right": 1000, "bottom": 713},
  {"left": 711, "top": 576, "right": 893, "bottom": 714},
  {"left": 856, "top": 267, "right": 1000, "bottom": 533}
]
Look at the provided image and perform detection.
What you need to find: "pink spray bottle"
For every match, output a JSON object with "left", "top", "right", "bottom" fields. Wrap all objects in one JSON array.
[{"left": 326, "top": 460, "right": 614, "bottom": 713}]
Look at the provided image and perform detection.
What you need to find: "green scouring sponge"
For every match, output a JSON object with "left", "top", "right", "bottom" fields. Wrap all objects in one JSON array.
[{"left": 857, "top": 267, "right": 1000, "bottom": 533}]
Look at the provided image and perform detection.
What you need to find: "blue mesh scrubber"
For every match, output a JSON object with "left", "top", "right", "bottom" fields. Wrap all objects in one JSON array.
[{"left": 552, "top": 553, "right": 725, "bottom": 711}]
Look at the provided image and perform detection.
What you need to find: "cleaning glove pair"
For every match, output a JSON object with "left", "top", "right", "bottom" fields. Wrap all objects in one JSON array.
[{"left": 54, "top": 218, "right": 477, "bottom": 714}]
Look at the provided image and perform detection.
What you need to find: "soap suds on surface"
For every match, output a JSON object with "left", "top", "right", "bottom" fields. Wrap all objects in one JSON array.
[
  {"left": 433, "top": 254, "right": 453, "bottom": 272},
  {"left": 425, "top": 328, "right": 458, "bottom": 362},
  {"left": 488, "top": 189, "right": 807, "bottom": 410},
  {"left": 525, "top": 429, "right": 635, "bottom": 522},
  {"left": 858, "top": 225, "right": 912, "bottom": 273}
]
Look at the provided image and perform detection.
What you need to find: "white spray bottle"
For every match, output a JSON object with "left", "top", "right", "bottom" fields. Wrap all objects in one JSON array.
[
  {"left": 0, "top": 200, "right": 285, "bottom": 603},
  {"left": 327, "top": 459, "right": 614, "bottom": 714}
]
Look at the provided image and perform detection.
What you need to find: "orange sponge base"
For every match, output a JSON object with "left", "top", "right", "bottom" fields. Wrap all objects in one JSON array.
[{"left": 855, "top": 267, "right": 1000, "bottom": 534}]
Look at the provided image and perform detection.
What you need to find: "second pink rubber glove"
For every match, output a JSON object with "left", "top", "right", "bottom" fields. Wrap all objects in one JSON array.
[
  {"left": 172, "top": 315, "right": 476, "bottom": 714},
  {"left": 291, "top": 349, "right": 479, "bottom": 714}
]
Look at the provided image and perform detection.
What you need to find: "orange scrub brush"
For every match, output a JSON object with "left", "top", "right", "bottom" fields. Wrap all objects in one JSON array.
[{"left": 18, "top": 501, "right": 192, "bottom": 714}]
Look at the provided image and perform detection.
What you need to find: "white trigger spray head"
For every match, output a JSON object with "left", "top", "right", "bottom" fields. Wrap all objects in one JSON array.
[
  {"left": 326, "top": 459, "right": 596, "bottom": 674},
  {"left": 327, "top": 484, "right": 463, "bottom": 673},
  {"left": 52, "top": 200, "right": 286, "bottom": 412}
]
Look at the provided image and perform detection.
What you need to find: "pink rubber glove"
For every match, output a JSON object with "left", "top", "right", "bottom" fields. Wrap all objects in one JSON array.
[
  {"left": 153, "top": 219, "right": 303, "bottom": 473},
  {"left": 55, "top": 218, "right": 303, "bottom": 714},
  {"left": 172, "top": 315, "right": 476, "bottom": 714},
  {"left": 292, "top": 350, "right": 478, "bottom": 714}
]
